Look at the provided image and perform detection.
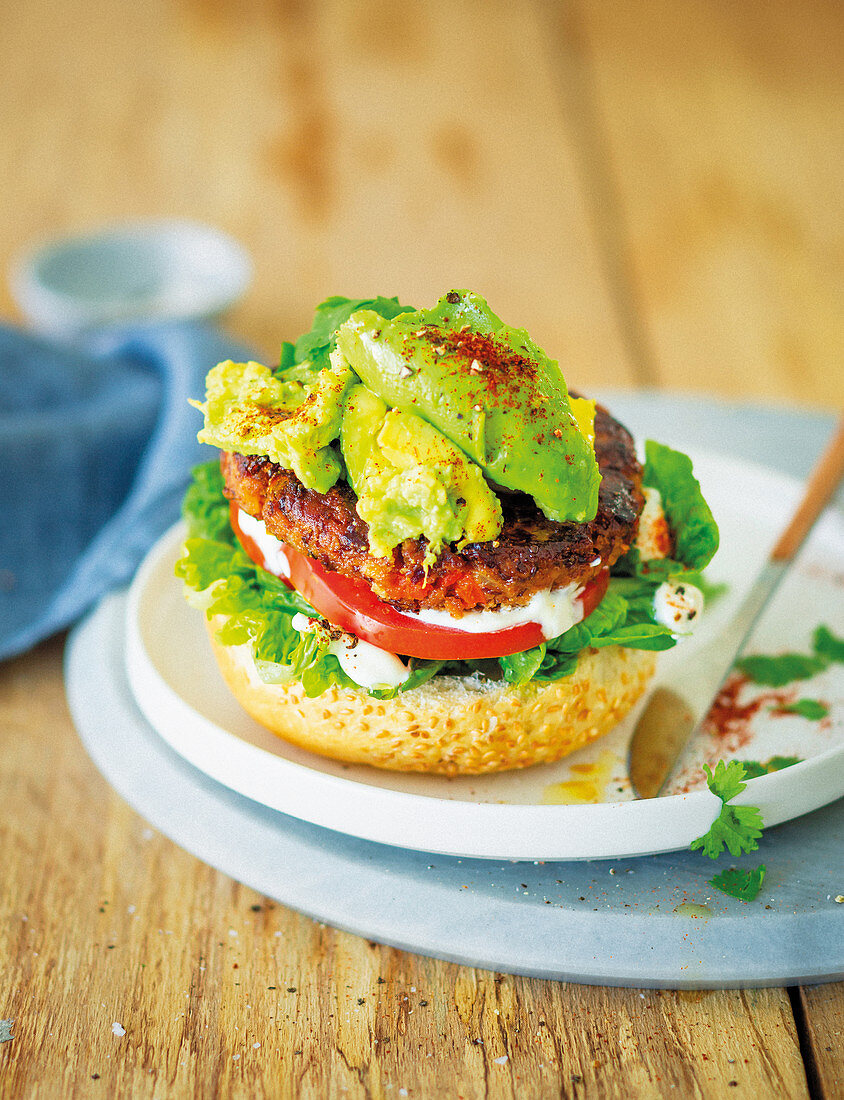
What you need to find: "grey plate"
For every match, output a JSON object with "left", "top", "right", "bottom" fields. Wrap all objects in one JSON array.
[{"left": 65, "top": 397, "right": 844, "bottom": 987}]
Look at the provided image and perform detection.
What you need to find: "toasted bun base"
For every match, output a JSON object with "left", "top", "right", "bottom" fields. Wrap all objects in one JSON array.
[{"left": 205, "top": 616, "right": 657, "bottom": 775}]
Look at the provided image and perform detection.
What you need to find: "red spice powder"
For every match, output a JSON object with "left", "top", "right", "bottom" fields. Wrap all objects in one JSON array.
[
  {"left": 416, "top": 326, "right": 540, "bottom": 411},
  {"left": 670, "top": 673, "right": 796, "bottom": 793},
  {"left": 702, "top": 673, "right": 793, "bottom": 750}
]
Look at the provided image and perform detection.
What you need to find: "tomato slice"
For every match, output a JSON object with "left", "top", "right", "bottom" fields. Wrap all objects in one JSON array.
[{"left": 230, "top": 504, "right": 609, "bottom": 661}]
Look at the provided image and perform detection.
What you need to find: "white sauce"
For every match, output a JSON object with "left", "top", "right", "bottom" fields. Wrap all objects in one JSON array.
[
  {"left": 653, "top": 581, "right": 704, "bottom": 634},
  {"left": 635, "top": 487, "right": 671, "bottom": 561},
  {"left": 238, "top": 509, "right": 585, "bottom": 641},
  {"left": 291, "top": 613, "right": 410, "bottom": 690},
  {"left": 239, "top": 509, "right": 593, "bottom": 686},
  {"left": 404, "top": 582, "right": 584, "bottom": 640},
  {"left": 237, "top": 509, "right": 290, "bottom": 577}
]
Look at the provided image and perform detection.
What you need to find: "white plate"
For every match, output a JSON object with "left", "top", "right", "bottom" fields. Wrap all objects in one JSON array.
[{"left": 125, "top": 451, "right": 844, "bottom": 861}]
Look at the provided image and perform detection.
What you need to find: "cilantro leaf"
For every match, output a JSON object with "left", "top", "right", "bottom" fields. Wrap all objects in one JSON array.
[
  {"left": 691, "top": 805, "right": 764, "bottom": 859},
  {"left": 703, "top": 759, "right": 747, "bottom": 802},
  {"left": 775, "top": 699, "right": 829, "bottom": 720},
  {"left": 690, "top": 761, "right": 764, "bottom": 860},
  {"left": 738, "top": 761, "right": 769, "bottom": 780},
  {"left": 735, "top": 652, "right": 828, "bottom": 687},
  {"left": 710, "top": 865, "right": 766, "bottom": 902},
  {"left": 739, "top": 755, "right": 802, "bottom": 779},
  {"left": 813, "top": 625, "right": 844, "bottom": 663},
  {"left": 766, "top": 754, "right": 803, "bottom": 771},
  {"left": 735, "top": 623, "right": 843, "bottom": 687}
]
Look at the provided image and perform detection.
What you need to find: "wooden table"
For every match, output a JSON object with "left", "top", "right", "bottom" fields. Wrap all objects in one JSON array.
[{"left": 1, "top": 2, "right": 842, "bottom": 1095}]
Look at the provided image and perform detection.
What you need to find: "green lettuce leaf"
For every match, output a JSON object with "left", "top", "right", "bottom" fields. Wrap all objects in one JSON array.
[
  {"left": 500, "top": 581, "right": 679, "bottom": 686},
  {"left": 176, "top": 479, "right": 356, "bottom": 696},
  {"left": 499, "top": 644, "right": 547, "bottom": 685},
  {"left": 175, "top": 537, "right": 243, "bottom": 593},
  {"left": 547, "top": 590, "right": 628, "bottom": 653},
  {"left": 291, "top": 296, "right": 414, "bottom": 373},
  {"left": 641, "top": 440, "right": 719, "bottom": 571},
  {"left": 371, "top": 659, "right": 447, "bottom": 700},
  {"left": 182, "top": 461, "right": 231, "bottom": 541}
]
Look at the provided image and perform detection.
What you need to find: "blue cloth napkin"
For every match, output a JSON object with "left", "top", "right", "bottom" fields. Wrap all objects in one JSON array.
[{"left": 0, "top": 321, "right": 251, "bottom": 661}]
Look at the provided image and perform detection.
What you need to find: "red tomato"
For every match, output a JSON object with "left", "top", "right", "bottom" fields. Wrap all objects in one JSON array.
[{"left": 230, "top": 504, "right": 609, "bottom": 660}]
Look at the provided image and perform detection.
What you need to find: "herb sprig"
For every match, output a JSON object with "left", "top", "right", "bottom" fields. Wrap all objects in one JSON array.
[
  {"left": 691, "top": 761, "right": 764, "bottom": 859},
  {"left": 710, "top": 864, "right": 767, "bottom": 903},
  {"left": 690, "top": 761, "right": 766, "bottom": 901},
  {"left": 737, "top": 624, "right": 844, "bottom": 686}
]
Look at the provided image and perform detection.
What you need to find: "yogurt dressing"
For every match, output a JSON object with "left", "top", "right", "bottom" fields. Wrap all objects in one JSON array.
[
  {"left": 652, "top": 581, "right": 704, "bottom": 634},
  {"left": 291, "top": 612, "right": 410, "bottom": 690},
  {"left": 403, "top": 583, "right": 583, "bottom": 639},
  {"left": 630, "top": 493, "right": 704, "bottom": 634},
  {"left": 238, "top": 508, "right": 585, "bottom": 641},
  {"left": 237, "top": 509, "right": 290, "bottom": 577}
]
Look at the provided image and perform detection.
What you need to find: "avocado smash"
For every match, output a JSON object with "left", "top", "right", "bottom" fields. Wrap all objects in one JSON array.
[
  {"left": 193, "top": 290, "right": 600, "bottom": 563},
  {"left": 192, "top": 357, "right": 353, "bottom": 494},
  {"left": 341, "top": 383, "right": 502, "bottom": 567}
]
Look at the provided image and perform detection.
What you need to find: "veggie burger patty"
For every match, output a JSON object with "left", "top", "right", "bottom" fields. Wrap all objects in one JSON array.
[{"left": 221, "top": 401, "right": 643, "bottom": 617}]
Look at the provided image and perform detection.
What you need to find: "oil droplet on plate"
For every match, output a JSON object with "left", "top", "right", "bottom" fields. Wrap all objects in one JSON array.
[
  {"left": 541, "top": 749, "right": 618, "bottom": 805},
  {"left": 673, "top": 903, "right": 713, "bottom": 918}
]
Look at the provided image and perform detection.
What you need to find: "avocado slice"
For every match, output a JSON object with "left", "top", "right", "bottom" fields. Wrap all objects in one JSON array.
[
  {"left": 341, "top": 382, "right": 503, "bottom": 565},
  {"left": 334, "top": 290, "right": 601, "bottom": 524}
]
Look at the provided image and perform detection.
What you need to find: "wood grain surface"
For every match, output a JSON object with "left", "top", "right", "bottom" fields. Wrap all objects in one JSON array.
[
  {"left": 559, "top": 0, "right": 844, "bottom": 406},
  {"left": 0, "top": 0, "right": 841, "bottom": 1096},
  {"left": 0, "top": 639, "right": 818, "bottom": 1098}
]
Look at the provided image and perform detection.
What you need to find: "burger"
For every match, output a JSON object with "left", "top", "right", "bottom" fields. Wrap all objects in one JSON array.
[{"left": 177, "top": 290, "right": 718, "bottom": 775}]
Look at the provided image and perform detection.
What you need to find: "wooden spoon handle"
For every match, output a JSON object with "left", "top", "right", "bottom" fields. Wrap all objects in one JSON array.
[{"left": 771, "top": 414, "right": 844, "bottom": 562}]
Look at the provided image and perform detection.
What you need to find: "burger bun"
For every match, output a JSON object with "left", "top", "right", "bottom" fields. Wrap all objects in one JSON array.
[{"left": 206, "top": 616, "right": 656, "bottom": 776}]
